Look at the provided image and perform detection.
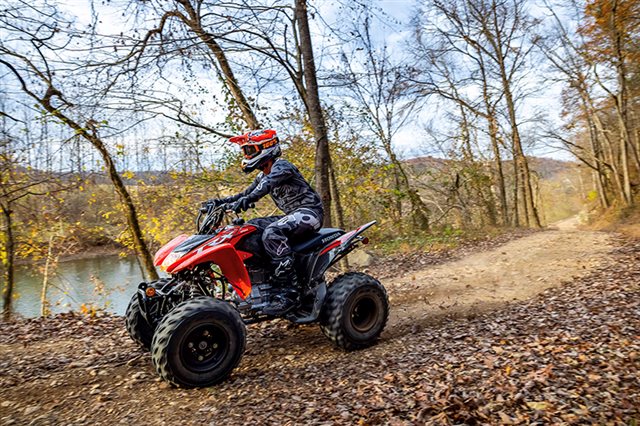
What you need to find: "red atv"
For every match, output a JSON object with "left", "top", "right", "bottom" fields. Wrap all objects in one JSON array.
[{"left": 125, "top": 202, "right": 389, "bottom": 387}]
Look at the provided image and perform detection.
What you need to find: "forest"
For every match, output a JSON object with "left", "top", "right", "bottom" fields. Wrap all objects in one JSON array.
[{"left": 0, "top": 0, "right": 639, "bottom": 424}]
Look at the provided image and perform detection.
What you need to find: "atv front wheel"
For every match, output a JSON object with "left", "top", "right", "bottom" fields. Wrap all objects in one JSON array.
[
  {"left": 125, "top": 278, "right": 171, "bottom": 351},
  {"left": 151, "top": 297, "right": 246, "bottom": 388},
  {"left": 125, "top": 293, "right": 154, "bottom": 351},
  {"left": 320, "top": 272, "right": 389, "bottom": 350}
]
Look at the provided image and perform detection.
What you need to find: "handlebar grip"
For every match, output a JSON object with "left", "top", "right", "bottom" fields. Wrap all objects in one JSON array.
[{"left": 249, "top": 203, "right": 255, "bottom": 209}]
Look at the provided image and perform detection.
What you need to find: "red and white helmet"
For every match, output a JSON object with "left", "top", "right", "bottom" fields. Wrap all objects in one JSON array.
[{"left": 229, "top": 129, "right": 281, "bottom": 173}]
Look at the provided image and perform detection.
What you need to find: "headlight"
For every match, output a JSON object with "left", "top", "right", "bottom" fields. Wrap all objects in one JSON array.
[{"left": 161, "top": 251, "right": 185, "bottom": 271}]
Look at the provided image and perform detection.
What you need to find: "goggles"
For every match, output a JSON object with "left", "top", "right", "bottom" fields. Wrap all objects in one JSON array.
[{"left": 240, "top": 137, "right": 278, "bottom": 159}]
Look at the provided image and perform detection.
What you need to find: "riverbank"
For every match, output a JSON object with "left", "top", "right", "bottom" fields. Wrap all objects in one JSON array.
[{"left": 14, "top": 244, "right": 124, "bottom": 267}]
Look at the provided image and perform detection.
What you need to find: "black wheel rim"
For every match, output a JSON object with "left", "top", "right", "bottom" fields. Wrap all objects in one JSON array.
[
  {"left": 179, "top": 324, "right": 229, "bottom": 373},
  {"left": 349, "top": 295, "right": 378, "bottom": 333}
]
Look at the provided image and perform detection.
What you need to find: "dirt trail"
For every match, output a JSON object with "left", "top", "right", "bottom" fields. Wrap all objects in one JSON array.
[
  {"left": 385, "top": 219, "right": 613, "bottom": 332},
  {"left": 0, "top": 222, "right": 624, "bottom": 425}
]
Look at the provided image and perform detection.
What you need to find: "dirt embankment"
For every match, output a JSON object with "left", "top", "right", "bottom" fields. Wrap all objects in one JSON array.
[{"left": 1, "top": 221, "right": 638, "bottom": 425}]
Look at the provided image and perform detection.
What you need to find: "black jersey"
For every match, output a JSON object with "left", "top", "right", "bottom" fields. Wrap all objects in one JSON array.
[{"left": 222, "top": 159, "right": 323, "bottom": 217}]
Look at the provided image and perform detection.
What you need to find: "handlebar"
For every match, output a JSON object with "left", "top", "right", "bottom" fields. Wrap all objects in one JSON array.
[{"left": 196, "top": 201, "right": 255, "bottom": 234}]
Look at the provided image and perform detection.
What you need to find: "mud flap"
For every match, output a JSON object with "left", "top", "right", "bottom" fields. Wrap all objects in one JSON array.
[{"left": 288, "top": 282, "right": 327, "bottom": 324}]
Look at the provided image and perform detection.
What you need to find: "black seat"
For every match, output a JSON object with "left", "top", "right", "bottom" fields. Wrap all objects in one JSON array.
[{"left": 291, "top": 228, "right": 344, "bottom": 253}]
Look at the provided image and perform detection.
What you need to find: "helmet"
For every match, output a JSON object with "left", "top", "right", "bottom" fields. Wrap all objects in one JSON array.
[{"left": 229, "top": 129, "right": 282, "bottom": 173}]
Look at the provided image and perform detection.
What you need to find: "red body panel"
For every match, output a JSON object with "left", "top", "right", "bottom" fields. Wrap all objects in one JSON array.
[
  {"left": 237, "top": 250, "right": 253, "bottom": 260},
  {"left": 168, "top": 243, "right": 252, "bottom": 300},
  {"left": 320, "top": 229, "right": 357, "bottom": 255},
  {"left": 153, "top": 234, "right": 190, "bottom": 266},
  {"left": 163, "top": 225, "right": 258, "bottom": 300}
]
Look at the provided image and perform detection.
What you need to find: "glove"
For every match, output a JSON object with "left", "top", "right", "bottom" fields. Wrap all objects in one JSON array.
[
  {"left": 200, "top": 198, "right": 224, "bottom": 212},
  {"left": 230, "top": 197, "right": 252, "bottom": 213}
]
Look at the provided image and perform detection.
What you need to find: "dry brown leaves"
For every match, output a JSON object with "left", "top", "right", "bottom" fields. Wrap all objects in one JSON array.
[{"left": 0, "top": 235, "right": 638, "bottom": 426}]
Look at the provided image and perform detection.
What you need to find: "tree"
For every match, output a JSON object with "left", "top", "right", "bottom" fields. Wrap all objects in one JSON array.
[
  {"left": 120, "top": 0, "right": 334, "bottom": 224},
  {"left": 0, "top": 1, "right": 159, "bottom": 281},
  {"left": 537, "top": 0, "right": 639, "bottom": 208},
  {"left": 412, "top": 0, "right": 543, "bottom": 227},
  {"left": 579, "top": 0, "right": 640, "bottom": 205},
  {"left": 335, "top": 13, "right": 430, "bottom": 230},
  {"left": 0, "top": 111, "right": 75, "bottom": 316},
  {"left": 294, "top": 0, "right": 332, "bottom": 225}
]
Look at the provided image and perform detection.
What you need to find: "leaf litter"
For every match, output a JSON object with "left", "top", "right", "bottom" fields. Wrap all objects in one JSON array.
[{"left": 0, "top": 233, "right": 638, "bottom": 425}]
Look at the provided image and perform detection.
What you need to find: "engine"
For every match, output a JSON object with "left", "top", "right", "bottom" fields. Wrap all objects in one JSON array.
[{"left": 235, "top": 266, "right": 286, "bottom": 319}]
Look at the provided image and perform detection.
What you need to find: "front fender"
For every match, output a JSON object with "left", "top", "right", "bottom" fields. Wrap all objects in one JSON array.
[
  {"left": 153, "top": 234, "right": 189, "bottom": 266},
  {"left": 167, "top": 243, "right": 251, "bottom": 300}
]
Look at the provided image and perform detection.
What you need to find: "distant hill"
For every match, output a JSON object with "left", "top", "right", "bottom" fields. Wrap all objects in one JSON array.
[
  {"left": 10, "top": 156, "right": 577, "bottom": 187},
  {"left": 404, "top": 156, "right": 578, "bottom": 179},
  {"left": 527, "top": 157, "right": 579, "bottom": 179}
]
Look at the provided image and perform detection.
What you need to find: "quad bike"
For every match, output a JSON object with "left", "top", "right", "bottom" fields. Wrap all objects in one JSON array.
[{"left": 125, "top": 202, "right": 389, "bottom": 388}]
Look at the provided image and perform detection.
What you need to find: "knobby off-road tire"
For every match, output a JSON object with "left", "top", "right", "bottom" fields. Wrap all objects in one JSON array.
[
  {"left": 125, "top": 278, "right": 171, "bottom": 351},
  {"left": 125, "top": 293, "right": 154, "bottom": 351},
  {"left": 320, "top": 272, "right": 389, "bottom": 351},
  {"left": 151, "top": 297, "right": 246, "bottom": 388}
]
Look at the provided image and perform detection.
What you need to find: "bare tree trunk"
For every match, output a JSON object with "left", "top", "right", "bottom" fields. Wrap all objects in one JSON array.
[
  {"left": 329, "top": 162, "right": 345, "bottom": 231},
  {"left": 517, "top": 157, "right": 531, "bottom": 227},
  {"left": 40, "top": 99, "right": 159, "bottom": 281},
  {"left": 1, "top": 205, "right": 14, "bottom": 318},
  {"left": 488, "top": 119, "right": 508, "bottom": 225},
  {"left": 618, "top": 129, "right": 632, "bottom": 206},
  {"left": 505, "top": 94, "right": 540, "bottom": 227},
  {"left": 584, "top": 111, "right": 611, "bottom": 209},
  {"left": 592, "top": 170, "right": 608, "bottom": 209},
  {"left": 329, "top": 163, "right": 349, "bottom": 270},
  {"left": 176, "top": 0, "right": 260, "bottom": 130},
  {"left": 592, "top": 142, "right": 610, "bottom": 210},
  {"left": 295, "top": 0, "right": 332, "bottom": 226},
  {"left": 392, "top": 169, "right": 403, "bottom": 222},
  {"left": 40, "top": 234, "right": 55, "bottom": 317},
  {"left": 586, "top": 98, "right": 625, "bottom": 202},
  {"left": 512, "top": 157, "right": 520, "bottom": 227}
]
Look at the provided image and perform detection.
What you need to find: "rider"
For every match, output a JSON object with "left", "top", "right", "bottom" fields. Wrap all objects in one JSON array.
[{"left": 208, "top": 129, "right": 324, "bottom": 315}]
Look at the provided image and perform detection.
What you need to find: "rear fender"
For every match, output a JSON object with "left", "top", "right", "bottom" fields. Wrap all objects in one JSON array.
[
  {"left": 309, "top": 221, "right": 376, "bottom": 280},
  {"left": 167, "top": 243, "right": 251, "bottom": 300},
  {"left": 153, "top": 234, "right": 189, "bottom": 266}
]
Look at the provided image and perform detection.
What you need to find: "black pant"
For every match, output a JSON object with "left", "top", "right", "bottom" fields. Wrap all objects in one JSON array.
[{"left": 248, "top": 208, "right": 322, "bottom": 259}]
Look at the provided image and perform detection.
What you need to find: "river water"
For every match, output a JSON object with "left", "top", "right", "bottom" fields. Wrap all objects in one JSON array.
[{"left": 13, "top": 255, "right": 147, "bottom": 318}]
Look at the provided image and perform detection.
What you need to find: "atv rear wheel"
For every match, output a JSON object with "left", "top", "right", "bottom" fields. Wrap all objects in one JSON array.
[
  {"left": 320, "top": 272, "right": 389, "bottom": 350},
  {"left": 151, "top": 297, "right": 246, "bottom": 388},
  {"left": 125, "top": 293, "right": 154, "bottom": 351}
]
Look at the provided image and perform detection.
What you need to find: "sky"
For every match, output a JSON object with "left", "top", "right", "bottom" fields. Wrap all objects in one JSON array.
[
  {"left": 386, "top": 1, "right": 570, "bottom": 161},
  {"left": 6, "top": 0, "right": 575, "bottom": 170}
]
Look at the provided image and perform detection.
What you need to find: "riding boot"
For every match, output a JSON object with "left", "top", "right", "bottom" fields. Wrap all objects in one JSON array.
[{"left": 263, "top": 256, "right": 298, "bottom": 316}]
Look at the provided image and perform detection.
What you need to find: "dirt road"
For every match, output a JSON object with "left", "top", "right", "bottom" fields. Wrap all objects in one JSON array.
[
  {"left": 2, "top": 223, "right": 636, "bottom": 425},
  {"left": 386, "top": 219, "right": 613, "bottom": 331}
]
